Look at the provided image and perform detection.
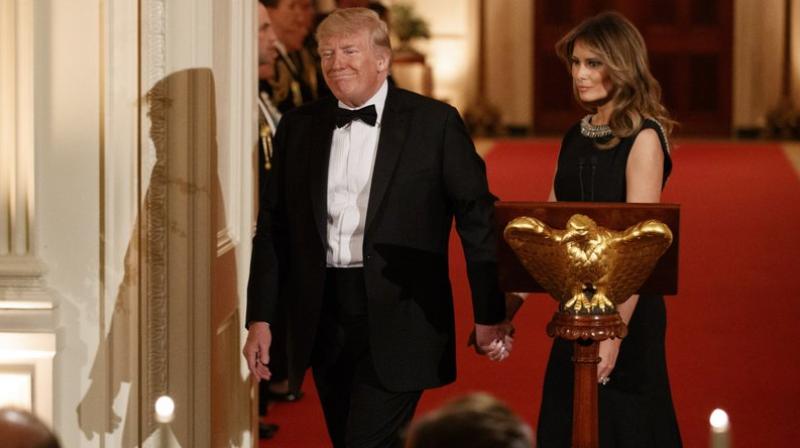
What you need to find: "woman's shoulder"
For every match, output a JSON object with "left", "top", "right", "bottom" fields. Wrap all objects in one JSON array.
[
  {"left": 641, "top": 117, "right": 668, "bottom": 135},
  {"left": 631, "top": 117, "right": 673, "bottom": 182},
  {"left": 639, "top": 118, "right": 671, "bottom": 156}
]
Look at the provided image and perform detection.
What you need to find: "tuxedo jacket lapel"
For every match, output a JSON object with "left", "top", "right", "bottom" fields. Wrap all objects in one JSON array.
[
  {"left": 309, "top": 100, "right": 336, "bottom": 245},
  {"left": 365, "top": 88, "right": 410, "bottom": 233}
]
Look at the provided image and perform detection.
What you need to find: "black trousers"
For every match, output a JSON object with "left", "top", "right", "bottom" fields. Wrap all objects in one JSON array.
[{"left": 311, "top": 268, "right": 422, "bottom": 448}]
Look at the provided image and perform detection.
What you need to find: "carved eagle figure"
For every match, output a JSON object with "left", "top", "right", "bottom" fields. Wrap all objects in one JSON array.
[{"left": 504, "top": 214, "right": 673, "bottom": 314}]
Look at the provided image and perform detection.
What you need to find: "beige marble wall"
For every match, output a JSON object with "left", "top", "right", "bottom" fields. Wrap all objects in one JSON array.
[
  {"left": 485, "top": 0, "right": 533, "bottom": 128},
  {"left": 30, "top": 0, "right": 102, "bottom": 446},
  {"left": 387, "top": 0, "right": 480, "bottom": 113}
]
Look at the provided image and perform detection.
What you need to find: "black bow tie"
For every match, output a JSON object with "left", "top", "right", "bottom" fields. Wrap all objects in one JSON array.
[{"left": 335, "top": 105, "right": 377, "bottom": 128}]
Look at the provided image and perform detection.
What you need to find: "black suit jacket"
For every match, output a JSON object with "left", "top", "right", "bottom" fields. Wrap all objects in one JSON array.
[{"left": 246, "top": 86, "right": 505, "bottom": 392}]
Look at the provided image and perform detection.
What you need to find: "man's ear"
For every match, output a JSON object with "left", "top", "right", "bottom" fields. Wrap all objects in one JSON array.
[{"left": 376, "top": 50, "right": 390, "bottom": 72}]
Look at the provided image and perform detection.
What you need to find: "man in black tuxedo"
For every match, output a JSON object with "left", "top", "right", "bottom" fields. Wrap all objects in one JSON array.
[{"left": 243, "top": 7, "right": 513, "bottom": 448}]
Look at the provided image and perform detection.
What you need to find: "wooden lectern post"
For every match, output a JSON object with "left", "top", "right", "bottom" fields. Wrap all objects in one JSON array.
[{"left": 496, "top": 202, "right": 679, "bottom": 448}]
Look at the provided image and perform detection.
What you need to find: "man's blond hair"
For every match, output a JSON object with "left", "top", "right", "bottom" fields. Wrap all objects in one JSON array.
[{"left": 316, "top": 7, "right": 391, "bottom": 53}]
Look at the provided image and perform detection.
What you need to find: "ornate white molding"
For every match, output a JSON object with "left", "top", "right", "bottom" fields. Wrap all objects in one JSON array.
[
  {"left": 0, "top": 332, "right": 56, "bottom": 425},
  {"left": 143, "top": 0, "right": 167, "bottom": 181},
  {"left": 142, "top": 73, "right": 170, "bottom": 441},
  {"left": 222, "top": 0, "right": 255, "bottom": 250},
  {"left": 0, "top": 256, "right": 51, "bottom": 305}
]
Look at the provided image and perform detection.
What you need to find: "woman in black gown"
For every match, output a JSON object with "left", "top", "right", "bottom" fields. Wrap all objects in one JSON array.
[{"left": 536, "top": 12, "right": 682, "bottom": 448}]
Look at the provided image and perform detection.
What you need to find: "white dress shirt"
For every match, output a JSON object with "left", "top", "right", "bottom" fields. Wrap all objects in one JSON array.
[{"left": 326, "top": 80, "right": 388, "bottom": 267}]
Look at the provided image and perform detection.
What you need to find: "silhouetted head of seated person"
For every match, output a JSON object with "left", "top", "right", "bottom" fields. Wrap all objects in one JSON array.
[
  {"left": 0, "top": 407, "right": 61, "bottom": 448},
  {"left": 405, "top": 393, "right": 533, "bottom": 448}
]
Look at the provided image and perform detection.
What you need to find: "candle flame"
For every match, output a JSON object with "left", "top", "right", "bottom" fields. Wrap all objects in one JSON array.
[
  {"left": 155, "top": 395, "right": 175, "bottom": 423},
  {"left": 709, "top": 408, "right": 729, "bottom": 432}
]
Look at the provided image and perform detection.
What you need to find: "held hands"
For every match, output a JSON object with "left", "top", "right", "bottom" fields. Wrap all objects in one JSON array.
[
  {"left": 467, "top": 293, "right": 523, "bottom": 362},
  {"left": 472, "top": 322, "right": 515, "bottom": 362},
  {"left": 243, "top": 321, "right": 273, "bottom": 381},
  {"left": 597, "top": 338, "right": 621, "bottom": 385}
]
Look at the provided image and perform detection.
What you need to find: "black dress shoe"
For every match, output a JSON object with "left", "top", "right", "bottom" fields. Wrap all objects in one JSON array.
[
  {"left": 259, "top": 422, "right": 279, "bottom": 439},
  {"left": 267, "top": 389, "right": 304, "bottom": 403}
]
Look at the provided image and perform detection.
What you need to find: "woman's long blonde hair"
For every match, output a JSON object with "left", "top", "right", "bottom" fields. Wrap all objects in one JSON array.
[{"left": 556, "top": 11, "right": 676, "bottom": 148}]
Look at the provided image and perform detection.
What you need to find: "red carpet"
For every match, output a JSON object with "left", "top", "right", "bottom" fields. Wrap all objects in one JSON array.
[{"left": 263, "top": 139, "right": 800, "bottom": 447}]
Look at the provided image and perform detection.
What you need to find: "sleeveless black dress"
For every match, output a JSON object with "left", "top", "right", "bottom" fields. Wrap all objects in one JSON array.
[{"left": 536, "top": 119, "right": 682, "bottom": 448}]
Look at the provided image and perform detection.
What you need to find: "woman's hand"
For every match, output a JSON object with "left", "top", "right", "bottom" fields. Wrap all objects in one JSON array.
[{"left": 597, "top": 337, "right": 622, "bottom": 384}]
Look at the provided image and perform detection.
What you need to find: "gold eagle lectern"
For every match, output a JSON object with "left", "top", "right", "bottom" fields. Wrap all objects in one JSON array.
[
  {"left": 495, "top": 203, "right": 679, "bottom": 448},
  {"left": 505, "top": 214, "right": 672, "bottom": 338}
]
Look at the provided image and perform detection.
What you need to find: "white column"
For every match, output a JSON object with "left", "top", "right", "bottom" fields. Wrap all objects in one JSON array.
[
  {"left": 0, "top": 0, "right": 55, "bottom": 432},
  {"left": 0, "top": 0, "right": 51, "bottom": 306}
]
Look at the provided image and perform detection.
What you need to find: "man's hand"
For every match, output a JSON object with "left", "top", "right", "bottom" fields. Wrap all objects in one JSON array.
[
  {"left": 473, "top": 322, "right": 514, "bottom": 361},
  {"left": 243, "top": 322, "right": 273, "bottom": 381}
]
